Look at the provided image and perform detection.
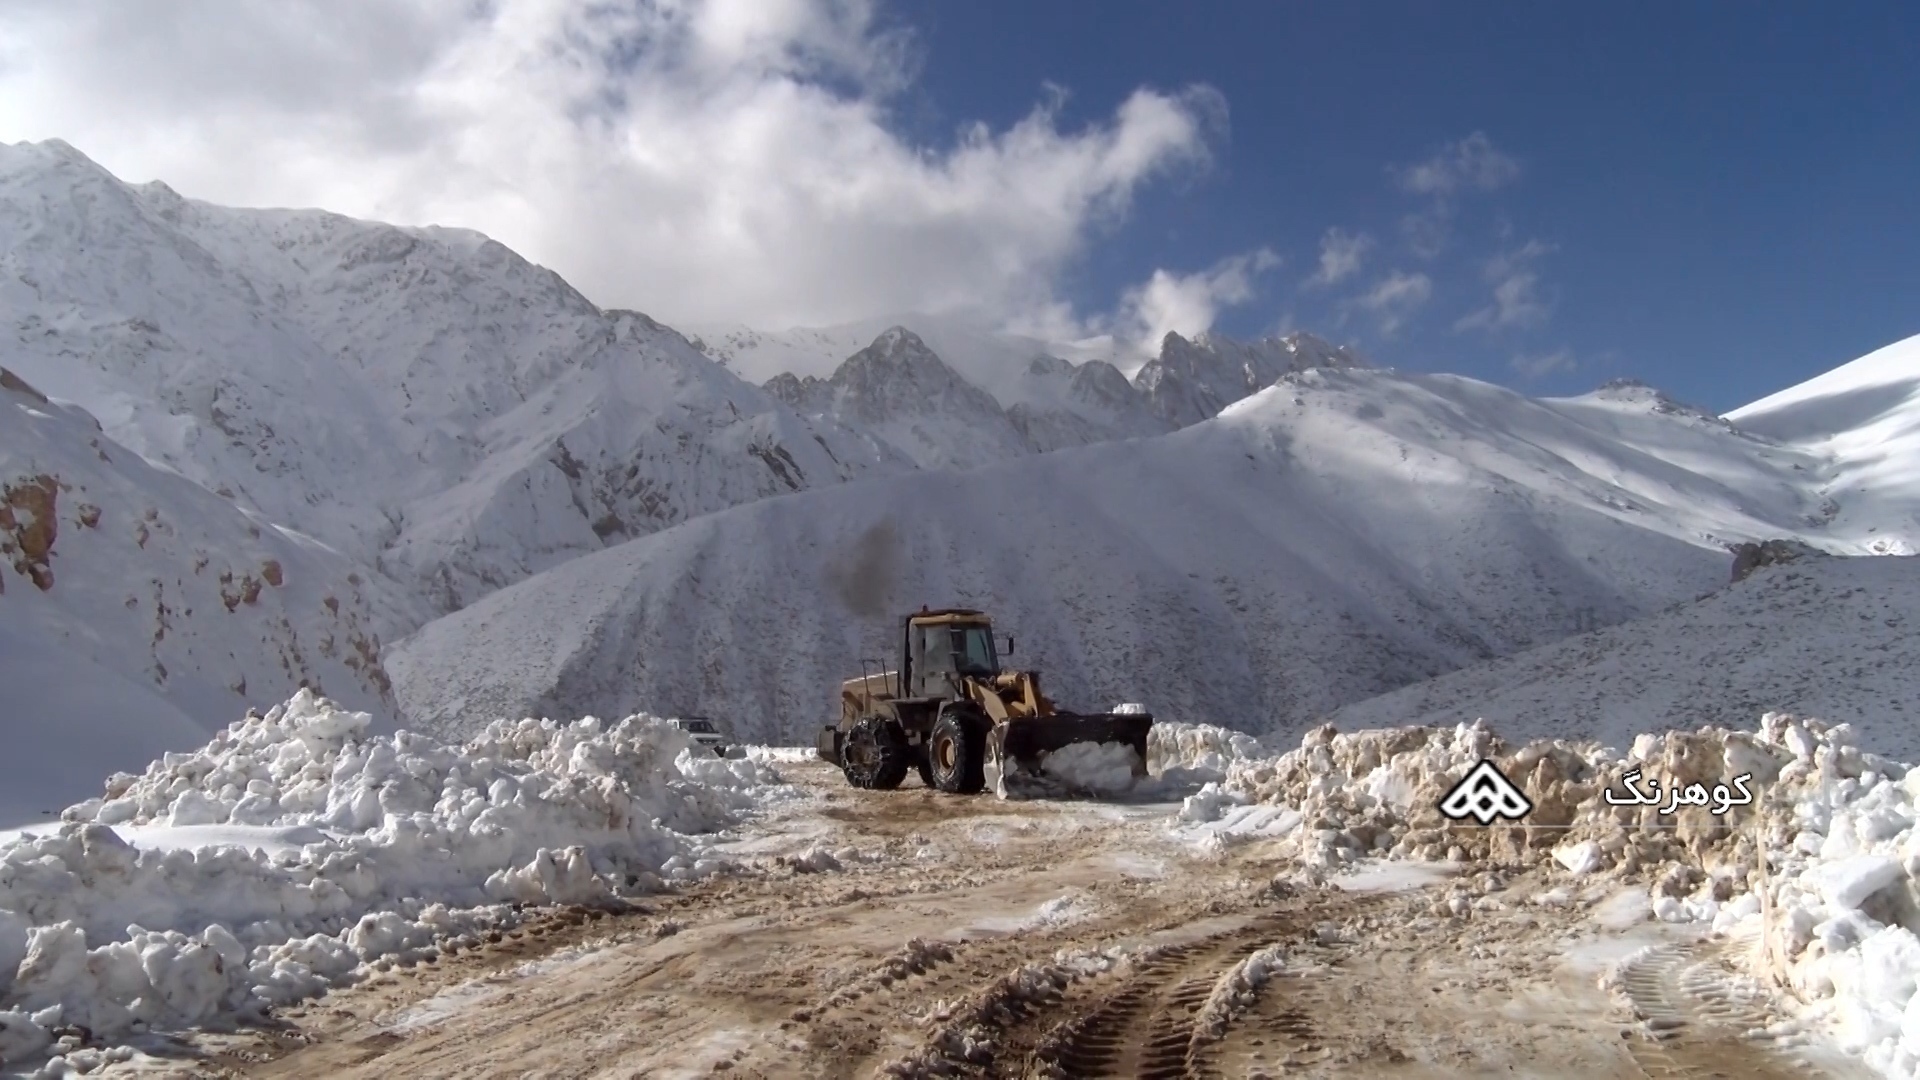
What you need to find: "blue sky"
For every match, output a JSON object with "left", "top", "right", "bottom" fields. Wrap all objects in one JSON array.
[
  {"left": 893, "top": 0, "right": 1920, "bottom": 411},
  {"left": 3, "top": 0, "right": 1912, "bottom": 412}
]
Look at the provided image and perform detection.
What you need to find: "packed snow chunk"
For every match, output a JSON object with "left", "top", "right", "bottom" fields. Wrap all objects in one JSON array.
[
  {"left": 1553, "top": 840, "right": 1605, "bottom": 876},
  {"left": 781, "top": 846, "right": 843, "bottom": 874},
  {"left": 1039, "top": 742, "right": 1143, "bottom": 795},
  {"left": 0, "top": 1009, "right": 53, "bottom": 1065},
  {"left": 486, "top": 847, "right": 613, "bottom": 907},
  {"left": 675, "top": 746, "right": 788, "bottom": 794},
  {"left": 1178, "top": 782, "right": 1250, "bottom": 825},
  {"left": 1810, "top": 856, "right": 1904, "bottom": 913},
  {"left": 0, "top": 908, "right": 28, "bottom": 996}
]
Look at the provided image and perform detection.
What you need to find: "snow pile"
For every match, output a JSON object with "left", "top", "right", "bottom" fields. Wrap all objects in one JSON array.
[
  {"left": 1709, "top": 719, "right": 1920, "bottom": 1076},
  {"left": 1182, "top": 710, "right": 1920, "bottom": 1076},
  {"left": 1191, "top": 720, "right": 1612, "bottom": 868},
  {"left": 0, "top": 690, "right": 788, "bottom": 1066},
  {"left": 1148, "top": 720, "right": 1267, "bottom": 777},
  {"left": 1038, "top": 742, "right": 1143, "bottom": 796},
  {"left": 1008, "top": 738, "right": 1220, "bottom": 801}
]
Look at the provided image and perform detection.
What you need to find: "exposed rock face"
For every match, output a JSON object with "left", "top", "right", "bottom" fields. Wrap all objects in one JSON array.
[
  {"left": 0, "top": 370, "right": 397, "bottom": 735},
  {"left": 1730, "top": 538, "right": 1826, "bottom": 582},
  {"left": 1132, "top": 331, "right": 1368, "bottom": 428},
  {"left": 0, "top": 473, "right": 58, "bottom": 592}
]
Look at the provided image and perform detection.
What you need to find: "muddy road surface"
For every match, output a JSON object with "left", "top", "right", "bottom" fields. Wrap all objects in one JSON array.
[{"left": 132, "top": 760, "right": 1867, "bottom": 1079}]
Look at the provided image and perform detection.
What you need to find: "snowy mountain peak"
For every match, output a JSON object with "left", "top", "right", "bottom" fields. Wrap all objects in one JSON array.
[
  {"left": 869, "top": 324, "right": 931, "bottom": 358},
  {"left": 1134, "top": 330, "right": 1368, "bottom": 428},
  {"left": 764, "top": 326, "right": 1029, "bottom": 468},
  {"left": 1577, "top": 378, "right": 1733, "bottom": 427}
]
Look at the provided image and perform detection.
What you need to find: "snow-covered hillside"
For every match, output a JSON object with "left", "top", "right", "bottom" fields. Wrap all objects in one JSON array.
[
  {"left": 0, "top": 368, "right": 395, "bottom": 823},
  {"left": 0, "top": 139, "right": 905, "bottom": 621},
  {"left": 1726, "top": 332, "right": 1920, "bottom": 555},
  {"left": 1323, "top": 553, "right": 1920, "bottom": 760},
  {"left": 388, "top": 365, "right": 1843, "bottom": 745}
]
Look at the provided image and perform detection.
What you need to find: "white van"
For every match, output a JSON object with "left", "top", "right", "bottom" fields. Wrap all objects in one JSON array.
[{"left": 669, "top": 716, "right": 733, "bottom": 757}]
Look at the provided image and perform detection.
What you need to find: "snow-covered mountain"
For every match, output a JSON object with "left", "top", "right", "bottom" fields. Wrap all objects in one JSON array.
[
  {"left": 1323, "top": 552, "right": 1920, "bottom": 760},
  {"left": 0, "top": 139, "right": 906, "bottom": 621},
  {"left": 764, "top": 327, "right": 1035, "bottom": 470},
  {"left": 388, "top": 364, "right": 1846, "bottom": 745},
  {"left": 1725, "top": 332, "right": 1920, "bottom": 555},
  {"left": 694, "top": 313, "right": 1367, "bottom": 462},
  {"left": 0, "top": 367, "right": 394, "bottom": 822}
]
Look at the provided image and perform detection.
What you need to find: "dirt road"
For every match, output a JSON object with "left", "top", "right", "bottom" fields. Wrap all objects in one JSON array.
[{"left": 139, "top": 760, "right": 1868, "bottom": 1079}]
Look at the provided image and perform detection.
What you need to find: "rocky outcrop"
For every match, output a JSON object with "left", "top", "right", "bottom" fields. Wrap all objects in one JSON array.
[{"left": 1729, "top": 538, "right": 1827, "bottom": 583}]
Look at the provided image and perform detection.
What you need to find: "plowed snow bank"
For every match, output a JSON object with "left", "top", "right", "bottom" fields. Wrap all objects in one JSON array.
[
  {"left": 0, "top": 690, "right": 789, "bottom": 1070},
  {"left": 1180, "top": 712, "right": 1920, "bottom": 1076}
]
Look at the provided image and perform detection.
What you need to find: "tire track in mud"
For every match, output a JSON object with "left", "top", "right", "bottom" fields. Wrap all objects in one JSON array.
[
  {"left": 1190, "top": 963, "right": 1343, "bottom": 1079},
  {"left": 866, "top": 890, "right": 1404, "bottom": 1079},
  {"left": 1618, "top": 941, "right": 1876, "bottom": 1080},
  {"left": 772, "top": 899, "right": 1216, "bottom": 1073},
  {"left": 1021, "top": 900, "right": 1393, "bottom": 1079}
]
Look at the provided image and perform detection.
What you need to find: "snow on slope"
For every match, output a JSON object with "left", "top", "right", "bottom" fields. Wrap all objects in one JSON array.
[
  {"left": 1727, "top": 331, "right": 1920, "bottom": 555},
  {"left": 1323, "top": 553, "right": 1920, "bottom": 760},
  {"left": 388, "top": 366, "right": 1830, "bottom": 745},
  {"left": 0, "top": 139, "right": 904, "bottom": 621},
  {"left": 0, "top": 369, "right": 395, "bottom": 824}
]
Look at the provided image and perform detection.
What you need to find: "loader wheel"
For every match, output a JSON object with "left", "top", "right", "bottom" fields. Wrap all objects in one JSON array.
[
  {"left": 841, "top": 716, "right": 910, "bottom": 790},
  {"left": 927, "top": 711, "right": 987, "bottom": 794}
]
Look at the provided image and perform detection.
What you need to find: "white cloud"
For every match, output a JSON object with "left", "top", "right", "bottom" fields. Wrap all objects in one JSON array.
[
  {"left": 0, "top": 0, "right": 1226, "bottom": 332},
  {"left": 1400, "top": 206, "right": 1451, "bottom": 260},
  {"left": 1485, "top": 238, "right": 1555, "bottom": 279},
  {"left": 1510, "top": 348, "right": 1576, "bottom": 379},
  {"left": 1387, "top": 132, "right": 1520, "bottom": 259},
  {"left": 1304, "top": 228, "right": 1372, "bottom": 288},
  {"left": 1456, "top": 239, "right": 1556, "bottom": 332},
  {"left": 1117, "top": 248, "right": 1280, "bottom": 347},
  {"left": 1354, "top": 270, "right": 1432, "bottom": 336},
  {"left": 1395, "top": 131, "right": 1520, "bottom": 196}
]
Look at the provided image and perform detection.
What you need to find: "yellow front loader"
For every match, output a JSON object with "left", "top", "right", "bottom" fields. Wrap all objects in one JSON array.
[{"left": 815, "top": 608, "right": 1152, "bottom": 796}]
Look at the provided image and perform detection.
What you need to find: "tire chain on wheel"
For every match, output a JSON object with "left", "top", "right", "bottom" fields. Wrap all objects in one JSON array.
[{"left": 841, "top": 714, "right": 910, "bottom": 790}]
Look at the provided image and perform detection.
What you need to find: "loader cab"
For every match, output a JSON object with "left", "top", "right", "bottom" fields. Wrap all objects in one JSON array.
[{"left": 904, "top": 610, "right": 1000, "bottom": 699}]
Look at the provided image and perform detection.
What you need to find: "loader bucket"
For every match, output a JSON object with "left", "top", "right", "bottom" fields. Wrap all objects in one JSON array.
[{"left": 984, "top": 712, "right": 1154, "bottom": 800}]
